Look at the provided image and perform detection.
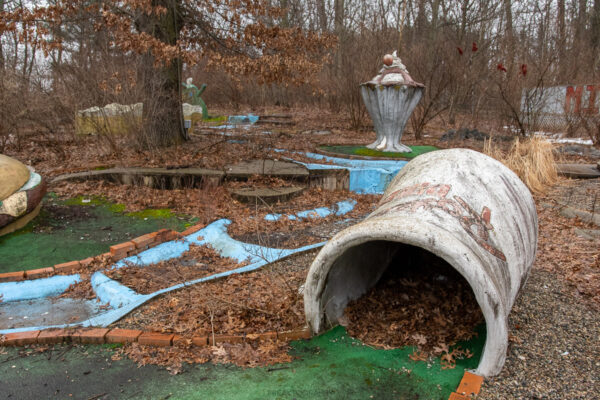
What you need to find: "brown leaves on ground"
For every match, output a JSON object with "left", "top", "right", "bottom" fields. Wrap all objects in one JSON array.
[
  {"left": 59, "top": 252, "right": 118, "bottom": 300},
  {"left": 52, "top": 181, "right": 377, "bottom": 239},
  {"left": 120, "top": 340, "right": 293, "bottom": 374},
  {"left": 114, "top": 251, "right": 313, "bottom": 336},
  {"left": 112, "top": 251, "right": 315, "bottom": 371},
  {"left": 343, "top": 250, "right": 483, "bottom": 366},
  {"left": 534, "top": 196, "right": 600, "bottom": 308},
  {"left": 52, "top": 180, "right": 240, "bottom": 226},
  {"left": 105, "top": 244, "right": 246, "bottom": 294},
  {"left": 228, "top": 187, "right": 378, "bottom": 248}
]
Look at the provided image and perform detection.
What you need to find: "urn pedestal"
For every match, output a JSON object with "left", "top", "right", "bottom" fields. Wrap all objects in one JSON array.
[{"left": 360, "top": 84, "right": 423, "bottom": 153}]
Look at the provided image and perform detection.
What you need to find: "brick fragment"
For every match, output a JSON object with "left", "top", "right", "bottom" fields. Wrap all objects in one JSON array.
[
  {"left": 457, "top": 371, "right": 484, "bottom": 396},
  {"left": 448, "top": 393, "right": 469, "bottom": 400},
  {"left": 155, "top": 229, "right": 170, "bottom": 243},
  {"left": 278, "top": 328, "right": 311, "bottom": 342},
  {"left": 110, "top": 242, "right": 135, "bottom": 259},
  {"left": 132, "top": 234, "right": 155, "bottom": 250},
  {"left": 138, "top": 332, "right": 174, "bottom": 347},
  {"left": 173, "top": 335, "right": 192, "bottom": 346},
  {"left": 37, "top": 329, "right": 71, "bottom": 344},
  {"left": 106, "top": 329, "right": 142, "bottom": 344},
  {"left": 180, "top": 224, "right": 204, "bottom": 237},
  {"left": 54, "top": 260, "right": 81, "bottom": 274},
  {"left": 25, "top": 267, "right": 54, "bottom": 279},
  {"left": 0, "top": 271, "right": 25, "bottom": 282},
  {"left": 1, "top": 330, "right": 40, "bottom": 346},
  {"left": 246, "top": 332, "right": 277, "bottom": 342},
  {"left": 79, "top": 257, "right": 94, "bottom": 268},
  {"left": 211, "top": 334, "right": 244, "bottom": 345},
  {"left": 164, "top": 230, "right": 179, "bottom": 241},
  {"left": 71, "top": 328, "right": 109, "bottom": 344},
  {"left": 192, "top": 336, "right": 208, "bottom": 346}
]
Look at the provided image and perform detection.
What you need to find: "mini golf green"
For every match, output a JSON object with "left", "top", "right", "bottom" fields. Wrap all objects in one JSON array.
[
  {"left": 319, "top": 145, "right": 439, "bottom": 160},
  {"left": 0, "top": 194, "right": 197, "bottom": 273},
  {"left": 0, "top": 325, "right": 485, "bottom": 399}
]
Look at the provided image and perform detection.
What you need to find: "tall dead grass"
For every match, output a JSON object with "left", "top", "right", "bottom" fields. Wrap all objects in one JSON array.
[{"left": 484, "top": 137, "right": 558, "bottom": 194}]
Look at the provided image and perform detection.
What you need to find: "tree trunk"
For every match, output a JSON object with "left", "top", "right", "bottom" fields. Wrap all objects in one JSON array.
[
  {"left": 558, "top": 0, "right": 566, "bottom": 77},
  {"left": 316, "top": 0, "right": 327, "bottom": 32},
  {"left": 430, "top": 0, "right": 440, "bottom": 41},
  {"left": 280, "top": 0, "right": 289, "bottom": 28},
  {"left": 137, "top": 0, "right": 185, "bottom": 148},
  {"left": 416, "top": 0, "right": 427, "bottom": 37},
  {"left": 593, "top": 0, "right": 600, "bottom": 50},
  {"left": 334, "top": 0, "right": 344, "bottom": 77},
  {"left": 576, "top": 0, "right": 587, "bottom": 42},
  {"left": 503, "top": 0, "right": 514, "bottom": 58},
  {"left": 0, "top": 0, "right": 4, "bottom": 72}
]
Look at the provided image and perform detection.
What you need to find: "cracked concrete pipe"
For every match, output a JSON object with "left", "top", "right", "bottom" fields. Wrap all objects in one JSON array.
[{"left": 303, "top": 149, "right": 538, "bottom": 377}]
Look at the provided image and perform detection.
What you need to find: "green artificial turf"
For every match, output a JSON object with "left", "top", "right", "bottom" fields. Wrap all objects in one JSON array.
[
  {"left": 0, "top": 325, "right": 485, "bottom": 400},
  {"left": 0, "top": 194, "right": 197, "bottom": 273},
  {"left": 320, "top": 145, "right": 439, "bottom": 159}
]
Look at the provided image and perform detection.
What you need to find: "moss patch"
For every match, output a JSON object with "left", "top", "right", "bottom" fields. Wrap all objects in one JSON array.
[
  {"left": 126, "top": 209, "right": 175, "bottom": 219},
  {"left": 320, "top": 145, "right": 439, "bottom": 160},
  {"left": 204, "top": 115, "right": 227, "bottom": 123},
  {"left": 0, "top": 195, "right": 197, "bottom": 272}
]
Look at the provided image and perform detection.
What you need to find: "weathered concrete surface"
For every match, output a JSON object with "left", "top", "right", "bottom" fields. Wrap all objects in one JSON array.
[
  {"left": 51, "top": 162, "right": 347, "bottom": 191},
  {"left": 225, "top": 159, "right": 308, "bottom": 179},
  {"left": 559, "top": 206, "right": 600, "bottom": 226},
  {"left": 360, "top": 85, "right": 423, "bottom": 153},
  {"left": 304, "top": 149, "right": 538, "bottom": 377},
  {"left": 556, "top": 163, "right": 600, "bottom": 179},
  {"left": 0, "top": 298, "right": 101, "bottom": 330},
  {"left": 551, "top": 177, "right": 600, "bottom": 226},
  {"left": 229, "top": 186, "right": 305, "bottom": 204},
  {"left": 52, "top": 167, "right": 225, "bottom": 189}
]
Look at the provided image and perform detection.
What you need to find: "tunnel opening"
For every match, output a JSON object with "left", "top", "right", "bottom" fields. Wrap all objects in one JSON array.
[{"left": 323, "top": 240, "right": 485, "bottom": 358}]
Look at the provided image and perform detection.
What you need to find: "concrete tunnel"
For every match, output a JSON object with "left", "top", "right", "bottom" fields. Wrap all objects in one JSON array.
[{"left": 304, "top": 149, "right": 538, "bottom": 377}]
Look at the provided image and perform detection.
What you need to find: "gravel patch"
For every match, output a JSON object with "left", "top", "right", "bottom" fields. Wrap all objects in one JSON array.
[{"left": 479, "top": 268, "right": 600, "bottom": 399}]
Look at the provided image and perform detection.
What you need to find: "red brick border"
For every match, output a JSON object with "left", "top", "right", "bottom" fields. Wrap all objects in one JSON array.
[
  {"left": 448, "top": 371, "right": 484, "bottom": 400},
  {"left": 0, "top": 271, "right": 25, "bottom": 282},
  {"left": 0, "top": 324, "right": 482, "bottom": 400},
  {"left": 72, "top": 328, "right": 109, "bottom": 344},
  {"left": 0, "top": 225, "right": 205, "bottom": 283},
  {"left": 1, "top": 326, "right": 312, "bottom": 348},
  {"left": 25, "top": 267, "right": 54, "bottom": 279},
  {"left": 106, "top": 329, "right": 142, "bottom": 344}
]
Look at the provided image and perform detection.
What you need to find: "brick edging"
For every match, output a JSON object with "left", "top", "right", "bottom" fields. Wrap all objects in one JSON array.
[
  {"left": 0, "top": 225, "right": 205, "bottom": 283},
  {"left": 0, "top": 326, "right": 311, "bottom": 347},
  {"left": 2, "top": 326, "right": 482, "bottom": 398},
  {"left": 448, "top": 371, "right": 484, "bottom": 399}
]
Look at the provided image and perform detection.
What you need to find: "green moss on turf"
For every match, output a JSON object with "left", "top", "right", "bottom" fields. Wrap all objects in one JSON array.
[{"left": 320, "top": 145, "right": 439, "bottom": 160}]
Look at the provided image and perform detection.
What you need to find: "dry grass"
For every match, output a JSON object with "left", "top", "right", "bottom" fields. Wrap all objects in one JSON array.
[{"left": 484, "top": 137, "right": 558, "bottom": 194}]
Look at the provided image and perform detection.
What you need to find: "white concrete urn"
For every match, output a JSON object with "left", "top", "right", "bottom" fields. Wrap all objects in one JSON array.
[{"left": 360, "top": 51, "right": 424, "bottom": 153}]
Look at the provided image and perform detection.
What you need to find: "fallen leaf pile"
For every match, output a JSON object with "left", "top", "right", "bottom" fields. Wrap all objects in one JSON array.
[
  {"left": 111, "top": 251, "right": 314, "bottom": 371},
  {"left": 59, "top": 252, "right": 120, "bottom": 299},
  {"left": 343, "top": 249, "right": 483, "bottom": 365},
  {"left": 534, "top": 196, "right": 600, "bottom": 308},
  {"left": 52, "top": 181, "right": 377, "bottom": 239},
  {"left": 120, "top": 339, "right": 293, "bottom": 374},
  {"left": 114, "top": 251, "right": 312, "bottom": 336},
  {"left": 104, "top": 244, "right": 246, "bottom": 294}
]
